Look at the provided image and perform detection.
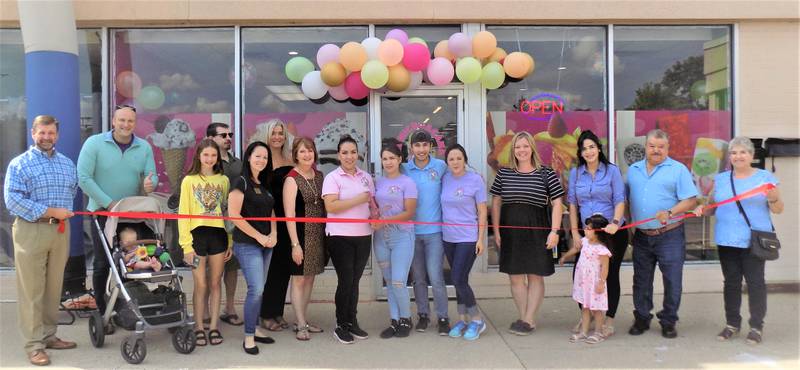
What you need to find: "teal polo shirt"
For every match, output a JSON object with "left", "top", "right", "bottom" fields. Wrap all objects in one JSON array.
[
  {"left": 627, "top": 157, "right": 697, "bottom": 230},
  {"left": 403, "top": 157, "right": 447, "bottom": 235}
]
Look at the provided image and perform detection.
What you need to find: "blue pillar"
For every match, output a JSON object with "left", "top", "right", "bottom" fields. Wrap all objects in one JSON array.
[{"left": 19, "top": 0, "right": 85, "bottom": 292}]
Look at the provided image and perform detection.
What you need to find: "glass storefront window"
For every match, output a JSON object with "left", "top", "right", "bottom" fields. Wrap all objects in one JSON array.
[
  {"left": 485, "top": 26, "right": 608, "bottom": 265},
  {"left": 111, "top": 28, "right": 235, "bottom": 194},
  {"left": 242, "top": 27, "right": 370, "bottom": 175},
  {"left": 614, "top": 26, "right": 733, "bottom": 261},
  {"left": 0, "top": 29, "right": 102, "bottom": 267}
]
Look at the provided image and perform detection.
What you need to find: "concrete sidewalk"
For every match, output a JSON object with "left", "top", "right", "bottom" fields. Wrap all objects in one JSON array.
[{"left": 0, "top": 289, "right": 798, "bottom": 369}]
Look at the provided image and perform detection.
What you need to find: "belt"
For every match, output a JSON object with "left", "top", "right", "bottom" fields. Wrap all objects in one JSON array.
[
  {"left": 35, "top": 217, "right": 61, "bottom": 225},
  {"left": 637, "top": 222, "right": 683, "bottom": 236}
]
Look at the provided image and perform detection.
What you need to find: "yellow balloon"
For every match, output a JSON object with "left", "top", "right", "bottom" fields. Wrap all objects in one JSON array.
[
  {"left": 321, "top": 62, "right": 347, "bottom": 86},
  {"left": 340, "top": 41, "right": 368, "bottom": 72},
  {"left": 386, "top": 64, "right": 411, "bottom": 92}
]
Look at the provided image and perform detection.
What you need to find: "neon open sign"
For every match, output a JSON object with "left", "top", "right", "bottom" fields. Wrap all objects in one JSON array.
[{"left": 520, "top": 93, "right": 565, "bottom": 121}]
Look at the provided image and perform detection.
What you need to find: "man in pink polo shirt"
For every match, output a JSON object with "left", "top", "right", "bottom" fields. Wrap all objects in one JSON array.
[{"left": 321, "top": 135, "right": 375, "bottom": 345}]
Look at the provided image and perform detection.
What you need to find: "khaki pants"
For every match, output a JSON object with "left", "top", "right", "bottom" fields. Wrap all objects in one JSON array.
[{"left": 12, "top": 218, "right": 69, "bottom": 353}]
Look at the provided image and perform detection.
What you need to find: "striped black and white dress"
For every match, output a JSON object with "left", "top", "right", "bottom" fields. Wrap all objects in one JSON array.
[{"left": 490, "top": 166, "right": 565, "bottom": 276}]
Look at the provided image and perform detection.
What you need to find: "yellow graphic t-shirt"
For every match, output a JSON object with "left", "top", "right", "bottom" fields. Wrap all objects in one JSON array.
[{"left": 178, "top": 173, "right": 229, "bottom": 254}]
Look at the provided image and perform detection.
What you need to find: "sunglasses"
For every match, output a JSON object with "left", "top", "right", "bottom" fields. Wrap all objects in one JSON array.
[
  {"left": 114, "top": 104, "right": 137, "bottom": 113},
  {"left": 215, "top": 133, "right": 233, "bottom": 138}
]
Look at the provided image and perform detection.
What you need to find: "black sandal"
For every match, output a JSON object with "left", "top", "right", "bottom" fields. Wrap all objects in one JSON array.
[
  {"left": 208, "top": 329, "right": 224, "bottom": 345},
  {"left": 195, "top": 330, "right": 207, "bottom": 346}
]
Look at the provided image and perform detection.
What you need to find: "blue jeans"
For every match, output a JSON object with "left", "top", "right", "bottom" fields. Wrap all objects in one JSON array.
[
  {"left": 233, "top": 242, "right": 273, "bottom": 335},
  {"left": 444, "top": 241, "right": 479, "bottom": 317},
  {"left": 374, "top": 227, "right": 415, "bottom": 320},
  {"left": 632, "top": 225, "right": 686, "bottom": 326},
  {"left": 411, "top": 232, "right": 448, "bottom": 319}
]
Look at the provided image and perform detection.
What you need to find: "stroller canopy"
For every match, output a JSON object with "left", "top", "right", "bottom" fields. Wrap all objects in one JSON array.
[{"left": 104, "top": 196, "right": 166, "bottom": 242}]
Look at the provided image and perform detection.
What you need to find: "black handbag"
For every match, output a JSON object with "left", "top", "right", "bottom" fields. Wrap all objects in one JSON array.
[{"left": 730, "top": 171, "right": 780, "bottom": 261}]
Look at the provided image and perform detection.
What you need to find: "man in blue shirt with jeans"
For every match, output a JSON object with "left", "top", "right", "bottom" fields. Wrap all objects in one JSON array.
[
  {"left": 403, "top": 130, "right": 450, "bottom": 335},
  {"left": 627, "top": 129, "right": 698, "bottom": 338},
  {"left": 4, "top": 115, "right": 79, "bottom": 366}
]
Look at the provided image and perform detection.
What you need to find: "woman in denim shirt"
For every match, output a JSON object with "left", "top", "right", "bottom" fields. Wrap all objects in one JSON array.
[{"left": 566, "top": 130, "right": 627, "bottom": 337}]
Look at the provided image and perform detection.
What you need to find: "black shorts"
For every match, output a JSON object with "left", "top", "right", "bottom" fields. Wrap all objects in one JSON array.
[{"left": 190, "top": 226, "right": 228, "bottom": 256}]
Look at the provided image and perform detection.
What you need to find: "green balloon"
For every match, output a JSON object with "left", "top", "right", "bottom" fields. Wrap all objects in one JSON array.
[
  {"left": 408, "top": 37, "right": 427, "bottom": 47},
  {"left": 360, "top": 60, "right": 389, "bottom": 89},
  {"left": 285, "top": 56, "right": 315, "bottom": 83},
  {"left": 456, "top": 57, "right": 482, "bottom": 84},
  {"left": 138, "top": 85, "right": 165, "bottom": 110},
  {"left": 481, "top": 61, "right": 505, "bottom": 89}
]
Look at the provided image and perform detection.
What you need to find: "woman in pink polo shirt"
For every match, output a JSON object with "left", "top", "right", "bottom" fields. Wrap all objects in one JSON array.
[{"left": 322, "top": 134, "right": 375, "bottom": 345}]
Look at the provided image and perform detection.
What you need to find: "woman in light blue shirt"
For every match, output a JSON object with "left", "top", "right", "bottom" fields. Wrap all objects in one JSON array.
[
  {"left": 695, "top": 136, "right": 783, "bottom": 345},
  {"left": 566, "top": 130, "right": 627, "bottom": 336}
]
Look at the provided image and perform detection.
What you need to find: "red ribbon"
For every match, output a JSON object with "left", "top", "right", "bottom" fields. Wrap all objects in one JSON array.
[{"left": 72, "top": 183, "right": 775, "bottom": 232}]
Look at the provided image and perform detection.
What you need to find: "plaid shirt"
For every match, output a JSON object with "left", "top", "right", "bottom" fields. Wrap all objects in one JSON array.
[{"left": 4, "top": 146, "right": 78, "bottom": 222}]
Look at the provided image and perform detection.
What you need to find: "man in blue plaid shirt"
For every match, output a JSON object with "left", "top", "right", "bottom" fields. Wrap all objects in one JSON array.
[{"left": 4, "top": 115, "right": 78, "bottom": 366}]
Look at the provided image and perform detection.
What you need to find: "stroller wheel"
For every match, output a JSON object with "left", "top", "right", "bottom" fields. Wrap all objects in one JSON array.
[
  {"left": 172, "top": 325, "right": 196, "bottom": 354},
  {"left": 121, "top": 336, "right": 146, "bottom": 364},
  {"left": 89, "top": 312, "right": 105, "bottom": 348}
]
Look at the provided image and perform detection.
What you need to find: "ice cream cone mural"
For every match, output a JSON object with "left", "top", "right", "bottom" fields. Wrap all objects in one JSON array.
[
  {"left": 148, "top": 118, "right": 195, "bottom": 190},
  {"left": 533, "top": 113, "right": 584, "bottom": 182},
  {"left": 692, "top": 137, "right": 728, "bottom": 197},
  {"left": 314, "top": 118, "right": 367, "bottom": 174}
]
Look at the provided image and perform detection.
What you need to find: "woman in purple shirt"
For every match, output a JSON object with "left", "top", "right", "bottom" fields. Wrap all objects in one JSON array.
[
  {"left": 566, "top": 130, "right": 627, "bottom": 336},
  {"left": 441, "top": 144, "right": 488, "bottom": 341},
  {"left": 372, "top": 145, "right": 418, "bottom": 339}
]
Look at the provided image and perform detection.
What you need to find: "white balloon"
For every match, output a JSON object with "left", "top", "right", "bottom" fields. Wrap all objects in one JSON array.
[
  {"left": 408, "top": 71, "right": 423, "bottom": 90},
  {"left": 361, "top": 37, "right": 382, "bottom": 60},
  {"left": 301, "top": 71, "right": 329, "bottom": 100}
]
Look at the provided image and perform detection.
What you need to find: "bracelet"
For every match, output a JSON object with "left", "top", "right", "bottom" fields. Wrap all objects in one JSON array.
[{"left": 291, "top": 242, "right": 301, "bottom": 248}]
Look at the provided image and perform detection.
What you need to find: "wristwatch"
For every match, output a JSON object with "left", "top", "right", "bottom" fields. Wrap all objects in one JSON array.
[
  {"left": 612, "top": 219, "right": 620, "bottom": 225},
  {"left": 666, "top": 209, "right": 673, "bottom": 217}
]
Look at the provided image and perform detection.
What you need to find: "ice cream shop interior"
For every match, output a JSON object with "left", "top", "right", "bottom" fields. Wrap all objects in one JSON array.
[{"left": 1, "top": 1, "right": 798, "bottom": 296}]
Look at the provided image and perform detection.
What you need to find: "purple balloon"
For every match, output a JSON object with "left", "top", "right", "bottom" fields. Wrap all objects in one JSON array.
[
  {"left": 448, "top": 32, "right": 472, "bottom": 58},
  {"left": 385, "top": 29, "right": 409, "bottom": 45},
  {"left": 316, "top": 43, "right": 341, "bottom": 67},
  {"left": 427, "top": 57, "right": 455, "bottom": 86}
]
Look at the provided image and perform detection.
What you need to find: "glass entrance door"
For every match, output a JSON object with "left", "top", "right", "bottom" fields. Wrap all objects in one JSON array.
[{"left": 372, "top": 91, "right": 463, "bottom": 299}]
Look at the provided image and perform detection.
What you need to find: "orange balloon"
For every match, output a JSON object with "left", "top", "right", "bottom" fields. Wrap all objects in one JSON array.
[
  {"left": 378, "top": 39, "right": 404, "bottom": 66},
  {"left": 489, "top": 47, "right": 507, "bottom": 64},
  {"left": 504, "top": 52, "right": 529, "bottom": 79},
  {"left": 523, "top": 52, "right": 536, "bottom": 76},
  {"left": 433, "top": 40, "right": 455, "bottom": 62},
  {"left": 472, "top": 31, "right": 497, "bottom": 59},
  {"left": 386, "top": 64, "right": 411, "bottom": 92},
  {"left": 340, "top": 41, "right": 368, "bottom": 72},
  {"left": 321, "top": 62, "right": 347, "bottom": 86}
]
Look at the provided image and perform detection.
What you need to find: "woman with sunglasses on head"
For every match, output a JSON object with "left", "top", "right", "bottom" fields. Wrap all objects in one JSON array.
[
  {"left": 564, "top": 130, "right": 627, "bottom": 337},
  {"left": 322, "top": 134, "right": 375, "bottom": 344}
]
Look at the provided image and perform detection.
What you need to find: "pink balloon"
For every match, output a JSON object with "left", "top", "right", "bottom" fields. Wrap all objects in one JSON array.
[
  {"left": 427, "top": 57, "right": 455, "bottom": 86},
  {"left": 344, "top": 72, "right": 369, "bottom": 100},
  {"left": 448, "top": 32, "right": 472, "bottom": 58},
  {"left": 385, "top": 29, "right": 409, "bottom": 45},
  {"left": 317, "top": 44, "right": 340, "bottom": 67},
  {"left": 329, "top": 84, "right": 349, "bottom": 101},
  {"left": 402, "top": 43, "right": 431, "bottom": 72}
]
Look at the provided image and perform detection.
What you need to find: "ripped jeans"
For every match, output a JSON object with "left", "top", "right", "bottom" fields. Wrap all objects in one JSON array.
[{"left": 374, "top": 226, "right": 415, "bottom": 320}]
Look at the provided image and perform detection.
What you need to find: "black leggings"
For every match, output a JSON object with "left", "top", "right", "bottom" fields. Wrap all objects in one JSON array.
[
  {"left": 91, "top": 216, "right": 110, "bottom": 313},
  {"left": 260, "top": 237, "right": 291, "bottom": 320},
  {"left": 327, "top": 235, "right": 371, "bottom": 326},
  {"left": 572, "top": 225, "right": 629, "bottom": 318}
]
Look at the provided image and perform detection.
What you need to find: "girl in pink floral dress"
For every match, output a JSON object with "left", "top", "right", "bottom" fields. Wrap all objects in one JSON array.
[{"left": 559, "top": 214, "right": 612, "bottom": 344}]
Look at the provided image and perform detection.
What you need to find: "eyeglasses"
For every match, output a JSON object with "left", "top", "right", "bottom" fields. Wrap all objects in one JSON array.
[
  {"left": 114, "top": 104, "right": 137, "bottom": 113},
  {"left": 215, "top": 133, "right": 233, "bottom": 138}
]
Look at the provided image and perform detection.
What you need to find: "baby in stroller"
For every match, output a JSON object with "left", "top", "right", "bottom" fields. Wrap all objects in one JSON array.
[{"left": 119, "top": 227, "right": 169, "bottom": 272}]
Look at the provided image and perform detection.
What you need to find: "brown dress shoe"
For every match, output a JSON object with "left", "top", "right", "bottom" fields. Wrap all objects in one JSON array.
[
  {"left": 45, "top": 337, "right": 77, "bottom": 350},
  {"left": 28, "top": 350, "right": 50, "bottom": 366}
]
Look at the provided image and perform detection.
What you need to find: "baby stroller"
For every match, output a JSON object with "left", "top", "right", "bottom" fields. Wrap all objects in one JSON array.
[{"left": 88, "top": 196, "right": 196, "bottom": 364}]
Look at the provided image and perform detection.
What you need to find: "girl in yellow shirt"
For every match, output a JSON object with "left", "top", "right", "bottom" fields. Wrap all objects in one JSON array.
[{"left": 178, "top": 138, "right": 230, "bottom": 346}]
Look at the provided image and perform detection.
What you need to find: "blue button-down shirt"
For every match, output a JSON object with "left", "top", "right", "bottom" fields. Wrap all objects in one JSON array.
[
  {"left": 4, "top": 146, "right": 78, "bottom": 222},
  {"left": 627, "top": 157, "right": 697, "bottom": 230},
  {"left": 567, "top": 163, "right": 626, "bottom": 225},
  {"left": 404, "top": 157, "right": 447, "bottom": 235}
]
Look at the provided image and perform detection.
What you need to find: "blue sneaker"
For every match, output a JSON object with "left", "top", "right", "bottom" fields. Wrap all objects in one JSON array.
[
  {"left": 463, "top": 320, "right": 486, "bottom": 341},
  {"left": 448, "top": 321, "right": 467, "bottom": 338}
]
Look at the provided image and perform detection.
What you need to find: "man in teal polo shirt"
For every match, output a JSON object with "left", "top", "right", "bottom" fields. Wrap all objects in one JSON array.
[
  {"left": 627, "top": 129, "right": 697, "bottom": 339},
  {"left": 78, "top": 104, "right": 157, "bottom": 323},
  {"left": 403, "top": 130, "right": 450, "bottom": 335}
]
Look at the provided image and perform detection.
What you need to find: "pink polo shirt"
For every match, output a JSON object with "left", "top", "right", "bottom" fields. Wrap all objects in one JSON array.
[{"left": 321, "top": 166, "right": 375, "bottom": 236}]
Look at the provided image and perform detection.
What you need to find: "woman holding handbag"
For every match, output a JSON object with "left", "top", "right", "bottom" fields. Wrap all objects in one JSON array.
[{"left": 694, "top": 136, "right": 783, "bottom": 345}]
